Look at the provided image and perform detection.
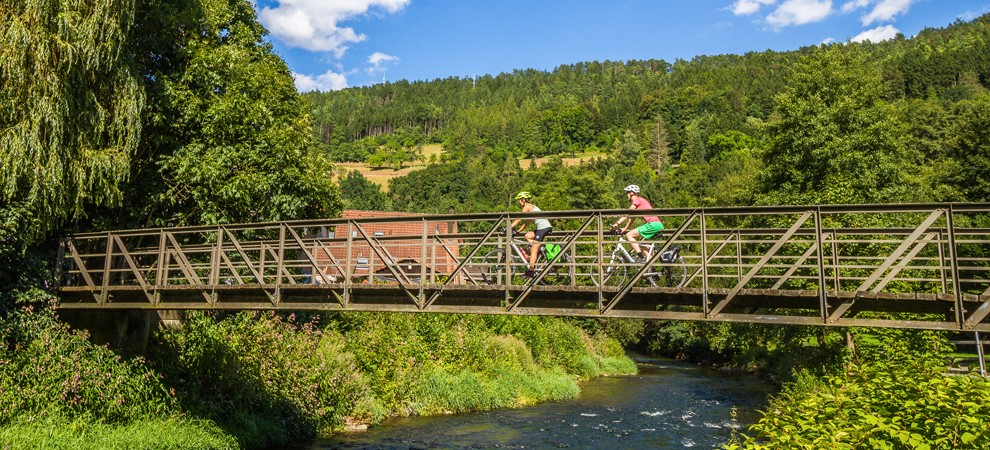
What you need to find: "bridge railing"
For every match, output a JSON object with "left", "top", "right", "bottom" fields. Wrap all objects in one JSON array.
[{"left": 58, "top": 204, "right": 990, "bottom": 330}]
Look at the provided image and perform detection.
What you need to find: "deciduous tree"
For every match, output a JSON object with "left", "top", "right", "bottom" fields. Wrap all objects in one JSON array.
[{"left": 1, "top": 0, "right": 142, "bottom": 243}]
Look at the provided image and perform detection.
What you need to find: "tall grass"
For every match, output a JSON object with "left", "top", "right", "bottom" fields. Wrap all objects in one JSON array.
[
  {"left": 338, "top": 313, "right": 636, "bottom": 415},
  {"left": 0, "top": 415, "right": 237, "bottom": 450}
]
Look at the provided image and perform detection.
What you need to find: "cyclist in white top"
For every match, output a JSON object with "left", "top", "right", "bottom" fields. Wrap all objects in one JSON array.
[{"left": 511, "top": 191, "right": 552, "bottom": 278}]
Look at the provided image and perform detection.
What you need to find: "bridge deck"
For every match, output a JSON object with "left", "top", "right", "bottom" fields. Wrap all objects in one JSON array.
[{"left": 58, "top": 204, "right": 990, "bottom": 330}]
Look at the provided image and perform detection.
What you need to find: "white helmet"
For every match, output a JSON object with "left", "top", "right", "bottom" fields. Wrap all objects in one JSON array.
[{"left": 623, "top": 184, "right": 640, "bottom": 194}]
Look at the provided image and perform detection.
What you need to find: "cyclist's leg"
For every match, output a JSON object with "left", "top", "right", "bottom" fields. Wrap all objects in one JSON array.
[
  {"left": 636, "top": 222, "right": 665, "bottom": 259},
  {"left": 530, "top": 228, "right": 551, "bottom": 270},
  {"left": 625, "top": 228, "right": 645, "bottom": 259}
]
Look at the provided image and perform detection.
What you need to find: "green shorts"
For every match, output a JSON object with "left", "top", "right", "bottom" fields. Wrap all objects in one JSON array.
[{"left": 636, "top": 222, "right": 665, "bottom": 240}]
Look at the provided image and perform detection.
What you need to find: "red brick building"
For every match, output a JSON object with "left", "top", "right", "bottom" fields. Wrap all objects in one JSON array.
[{"left": 313, "top": 210, "right": 460, "bottom": 283}]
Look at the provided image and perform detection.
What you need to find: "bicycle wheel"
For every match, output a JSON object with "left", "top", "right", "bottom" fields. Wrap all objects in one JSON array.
[
  {"left": 659, "top": 256, "right": 687, "bottom": 287},
  {"left": 591, "top": 257, "right": 626, "bottom": 287},
  {"left": 481, "top": 249, "right": 508, "bottom": 285}
]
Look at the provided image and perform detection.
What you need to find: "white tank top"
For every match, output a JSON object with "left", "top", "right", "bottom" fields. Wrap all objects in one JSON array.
[{"left": 531, "top": 205, "right": 552, "bottom": 230}]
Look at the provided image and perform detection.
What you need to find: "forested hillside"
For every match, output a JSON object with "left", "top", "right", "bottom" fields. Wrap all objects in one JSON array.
[{"left": 308, "top": 14, "right": 990, "bottom": 212}]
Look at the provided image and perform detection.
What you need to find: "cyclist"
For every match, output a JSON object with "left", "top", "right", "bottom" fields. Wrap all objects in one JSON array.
[
  {"left": 611, "top": 184, "right": 664, "bottom": 263},
  {"left": 511, "top": 191, "right": 552, "bottom": 278}
]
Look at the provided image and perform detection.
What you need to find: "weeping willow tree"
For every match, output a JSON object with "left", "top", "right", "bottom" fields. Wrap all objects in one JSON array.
[{"left": 0, "top": 0, "right": 143, "bottom": 245}]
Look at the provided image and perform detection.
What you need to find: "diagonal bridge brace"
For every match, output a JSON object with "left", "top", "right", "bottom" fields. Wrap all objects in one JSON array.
[
  {"left": 220, "top": 227, "right": 279, "bottom": 305},
  {"left": 602, "top": 211, "right": 699, "bottom": 315},
  {"left": 66, "top": 239, "right": 102, "bottom": 304},
  {"left": 829, "top": 211, "right": 945, "bottom": 324},
  {"left": 424, "top": 216, "right": 507, "bottom": 308},
  {"left": 707, "top": 211, "right": 813, "bottom": 318},
  {"left": 964, "top": 263, "right": 990, "bottom": 329},
  {"left": 165, "top": 232, "right": 215, "bottom": 304},
  {"left": 856, "top": 210, "right": 945, "bottom": 292},
  {"left": 286, "top": 227, "right": 347, "bottom": 307},
  {"left": 507, "top": 214, "right": 597, "bottom": 311},
  {"left": 353, "top": 222, "right": 422, "bottom": 308},
  {"left": 111, "top": 235, "right": 156, "bottom": 304}
]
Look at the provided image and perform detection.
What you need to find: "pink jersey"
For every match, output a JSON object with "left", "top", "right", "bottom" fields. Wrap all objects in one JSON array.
[{"left": 631, "top": 197, "right": 660, "bottom": 223}]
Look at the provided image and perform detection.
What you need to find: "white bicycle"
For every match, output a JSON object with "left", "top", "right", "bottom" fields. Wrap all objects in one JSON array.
[{"left": 593, "top": 230, "right": 686, "bottom": 288}]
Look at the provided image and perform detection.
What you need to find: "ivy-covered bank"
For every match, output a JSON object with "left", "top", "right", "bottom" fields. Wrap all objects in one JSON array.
[{"left": 0, "top": 296, "right": 635, "bottom": 449}]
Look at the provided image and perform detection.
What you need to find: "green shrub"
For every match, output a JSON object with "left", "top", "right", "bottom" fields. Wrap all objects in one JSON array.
[
  {"left": 741, "top": 361, "right": 990, "bottom": 449},
  {"left": 482, "top": 315, "right": 635, "bottom": 379},
  {"left": 340, "top": 313, "right": 634, "bottom": 417},
  {"left": 734, "top": 329, "right": 987, "bottom": 449},
  {"left": 0, "top": 305, "right": 237, "bottom": 447},
  {"left": 149, "top": 311, "right": 378, "bottom": 448},
  {"left": 0, "top": 306, "right": 175, "bottom": 423}
]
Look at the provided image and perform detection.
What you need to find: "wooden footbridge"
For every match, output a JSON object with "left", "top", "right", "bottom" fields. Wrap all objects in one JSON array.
[{"left": 58, "top": 204, "right": 990, "bottom": 331}]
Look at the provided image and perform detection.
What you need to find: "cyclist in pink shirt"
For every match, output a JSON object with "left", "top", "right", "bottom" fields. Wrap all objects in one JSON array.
[{"left": 611, "top": 184, "right": 664, "bottom": 262}]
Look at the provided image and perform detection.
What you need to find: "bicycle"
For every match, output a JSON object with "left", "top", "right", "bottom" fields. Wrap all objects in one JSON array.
[
  {"left": 592, "top": 228, "right": 686, "bottom": 288},
  {"left": 480, "top": 234, "right": 573, "bottom": 285}
]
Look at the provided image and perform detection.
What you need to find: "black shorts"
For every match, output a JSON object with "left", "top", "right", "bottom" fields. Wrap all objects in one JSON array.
[{"left": 534, "top": 227, "right": 552, "bottom": 242}]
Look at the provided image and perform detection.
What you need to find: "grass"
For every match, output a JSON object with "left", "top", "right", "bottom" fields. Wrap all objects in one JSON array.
[
  {"left": 338, "top": 145, "right": 604, "bottom": 191},
  {"left": 0, "top": 415, "right": 238, "bottom": 450},
  {"left": 518, "top": 151, "right": 604, "bottom": 169}
]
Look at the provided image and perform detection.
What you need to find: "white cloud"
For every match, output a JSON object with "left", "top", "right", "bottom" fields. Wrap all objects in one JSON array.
[
  {"left": 368, "top": 52, "right": 398, "bottom": 71},
  {"left": 766, "top": 0, "right": 833, "bottom": 29},
  {"left": 729, "top": 0, "right": 777, "bottom": 16},
  {"left": 860, "top": 0, "right": 914, "bottom": 25},
  {"left": 293, "top": 70, "right": 348, "bottom": 92},
  {"left": 851, "top": 24, "right": 899, "bottom": 42},
  {"left": 259, "top": 0, "right": 410, "bottom": 55},
  {"left": 840, "top": 0, "right": 870, "bottom": 13},
  {"left": 820, "top": 37, "right": 836, "bottom": 45}
]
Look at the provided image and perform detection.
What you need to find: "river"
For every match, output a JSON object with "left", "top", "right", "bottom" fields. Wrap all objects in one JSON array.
[{"left": 307, "top": 355, "right": 774, "bottom": 449}]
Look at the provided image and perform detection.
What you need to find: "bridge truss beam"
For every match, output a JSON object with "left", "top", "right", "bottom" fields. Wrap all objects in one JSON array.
[{"left": 58, "top": 203, "right": 990, "bottom": 331}]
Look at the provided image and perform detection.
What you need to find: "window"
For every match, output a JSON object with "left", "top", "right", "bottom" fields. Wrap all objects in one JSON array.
[{"left": 373, "top": 231, "right": 385, "bottom": 237}]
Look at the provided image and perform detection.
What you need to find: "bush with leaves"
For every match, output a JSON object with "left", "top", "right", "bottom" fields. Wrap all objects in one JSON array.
[
  {"left": 738, "top": 359, "right": 990, "bottom": 449},
  {"left": 0, "top": 303, "right": 238, "bottom": 448},
  {"left": 0, "top": 305, "right": 175, "bottom": 423},
  {"left": 733, "top": 328, "right": 990, "bottom": 449},
  {"left": 148, "top": 311, "right": 378, "bottom": 448}
]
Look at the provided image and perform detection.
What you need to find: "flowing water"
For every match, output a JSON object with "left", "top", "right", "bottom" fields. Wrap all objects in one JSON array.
[{"left": 307, "top": 355, "right": 774, "bottom": 449}]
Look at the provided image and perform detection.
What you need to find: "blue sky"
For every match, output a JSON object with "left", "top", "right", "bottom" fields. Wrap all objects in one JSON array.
[{"left": 251, "top": 0, "right": 990, "bottom": 92}]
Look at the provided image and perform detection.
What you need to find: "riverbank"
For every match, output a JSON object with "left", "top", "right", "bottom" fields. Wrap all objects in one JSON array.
[
  {"left": 0, "top": 304, "right": 636, "bottom": 449},
  {"left": 309, "top": 355, "right": 774, "bottom": 448}
]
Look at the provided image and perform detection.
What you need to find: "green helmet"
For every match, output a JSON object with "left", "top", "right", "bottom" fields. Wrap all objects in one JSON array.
[{"left": 514, "top": 191, "right": 532, "bottom": 201}]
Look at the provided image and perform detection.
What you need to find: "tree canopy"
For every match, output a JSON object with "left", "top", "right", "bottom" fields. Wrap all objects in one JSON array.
[
  {"left": 1, "top": 0, "right": 143, "bottom": 243},
  {"left": 1, "top": 0, "right": 342, "bottom": 250}
]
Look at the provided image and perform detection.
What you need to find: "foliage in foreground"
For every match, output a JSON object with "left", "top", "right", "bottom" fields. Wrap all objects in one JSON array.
[
  {"left": 0, "top": 306, "right": 175, "bottom": 423},
  {"left": 0, "top": 305, "right": 237, "bottom": 448},
  {"left": 728, "top": 329, "right": 990, "bottom": 449},
  {"left": 148, "top": 311, "right": 378, "bottom": 448},
  {"left": 735, "top": 361, "right": 990, "bottom": 449},
  {"left": 336, "top": 313, "right": 636, "bottom": 416},
  {"left": 0, "top": 415, "right": 237, "bottom": 450},
  {"left": 1, "top": 306, "right": 635, "bottom": 449}
]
